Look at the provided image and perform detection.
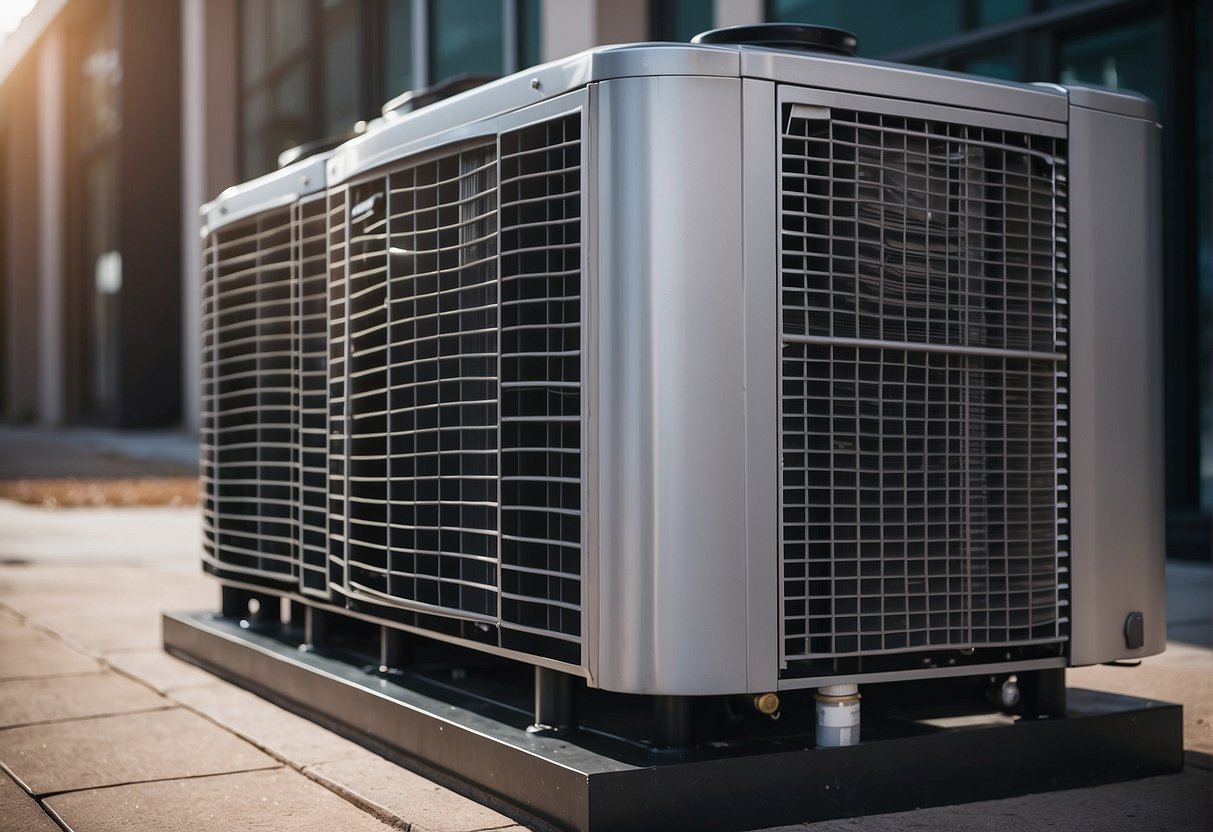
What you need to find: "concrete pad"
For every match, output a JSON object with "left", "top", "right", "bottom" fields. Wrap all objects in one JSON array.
[
  {"left": 103, "top": 648, "right": 221, "bottom": 693},
  {"left": 170, "top": 683, "right": 367, "bottom": 768},
  {"left": 0, "top": 671, "right": 169, "bottom": 727},
  {"left": 786, "top": 768, "right": 1211, "bottom": 832},
  {"left": 0, "top": 768, "right": 58, "bottom": 832},
  {"left": 305, "top": 753, "right": 518, "bottom": 832},
  {"left": 1, "top": 707, "right": 278, "bottom": 796},
  {"left": 44, "top": 768, "right": 397, "bottom": 832},
  {"left": 0, "top": 633, "right": 102, "bottom": 680}
]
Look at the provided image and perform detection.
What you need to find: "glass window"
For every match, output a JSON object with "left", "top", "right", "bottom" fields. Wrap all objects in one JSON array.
[
  {"left": 518, "top": 0, "right": 541, "bottom": 69},
  {"left": 429, "top": 0, "right": 504, "bottom": 83},
  {"left": 767, "top": 0, "right": 963, "bottom": 57},
  {"left": 241, "top": 0, "right": 315, "bottom": 176},
  {"left": 323, "top": 0, "right": 362, "bottom": 135},
  {"left": 975, "top": 0, "right": 1029, "bottom": 27},
  {"left": 385, "top": 0, "right": 415, "bottom": 98},
  {"left": 1059, "top": 19, "right": 1167, "bottom": 107},
  {"left": 952, "top": 42, "right": 1019, "bottom": 81},
  {"left": 652, "top": 0, "right": 714, "bottom": 42}
]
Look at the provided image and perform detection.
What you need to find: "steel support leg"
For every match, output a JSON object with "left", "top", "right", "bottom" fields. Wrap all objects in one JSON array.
[
  {"left": 380, "top": 627, "right": 411, "bottom": 670},
  {"left": 531, "top": 667, "right": 574, "bottom": 732},
  {"left": 1020, "top": 668, "right": 1067, "bottom": 719},
  {"left": 220, "top": 585, "right": 280, "bottom": 625},
  {"left": 653, "top": 695, "right": 695, "bottom": 749}
]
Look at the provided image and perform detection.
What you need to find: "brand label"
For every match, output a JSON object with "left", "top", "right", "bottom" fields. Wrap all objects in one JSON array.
[{"left": 351, "top": 192, "right": 382, "bottom": 222}]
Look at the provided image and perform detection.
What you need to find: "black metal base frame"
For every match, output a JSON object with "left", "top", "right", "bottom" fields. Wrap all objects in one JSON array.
[{"left": 164, "top": 610, "right": 1184, "bottom": 832}]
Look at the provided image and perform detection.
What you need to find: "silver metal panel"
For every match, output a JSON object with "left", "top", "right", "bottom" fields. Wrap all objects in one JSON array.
[
  {"left": 1066, "top": 102, "right": 1166, "bottom": 664},
  {"left": 1061, "top": 83, "right": 1157, "bottom": 121},
  {"left": 740, "top": 48, "right": 1068, "bottom": 124},
  {"left": 595, "top": 76, "right": 749, "bottom": 695},
  {"left": 741, "top": 78, "right": 782, "bottom": 692},
  {"left": 330, "top": 45, "right": 739, "bottom": 186},
  {"left": 203, "top": 154, "right": 328, "bottom": 232}
]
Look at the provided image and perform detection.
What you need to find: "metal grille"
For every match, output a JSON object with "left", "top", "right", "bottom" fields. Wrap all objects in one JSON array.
[
  {"left": 201, "top": 230, "right": 218, "bottom": 569},
  {"left": 779, "top": 106, "right": 1069, "bottom": 662},
  {"left": 499, "top": 115, "right": 584, "bottom": 648},
  {"left": 342, "top": 143, "right": 501, "bottom": 620},
  {"left": 296, "top": 196, "right": 329, "bottom": 595},
  {"left": 205, "top": 208, "right": 298, "bottom": 585},
  {"left": 328, "top": 188, "right": 349, "bottom": 590}
]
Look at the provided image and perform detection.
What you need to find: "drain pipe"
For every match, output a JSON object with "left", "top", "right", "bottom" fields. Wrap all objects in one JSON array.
[{"left": 815, "top": 684, "right": 861, "bottom": 747}]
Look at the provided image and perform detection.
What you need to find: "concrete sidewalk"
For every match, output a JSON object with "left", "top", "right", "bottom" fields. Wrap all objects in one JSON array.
[{"left": 0, "top": 500, "right": 1210, "bottom": 829}]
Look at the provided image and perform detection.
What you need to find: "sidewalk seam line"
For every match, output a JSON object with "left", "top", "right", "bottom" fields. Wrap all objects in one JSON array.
[
  {"left": 0, "top": 705, "right": 179, "bottom": 732},
  {"left": 30, "top": 764, "right": 285, "bottom": 800}
]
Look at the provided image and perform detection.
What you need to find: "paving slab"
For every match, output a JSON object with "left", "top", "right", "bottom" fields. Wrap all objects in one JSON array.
[
  {"left": 785, "top": 767, "right": 1211, "bottom": 832},
  {"left": 0, "top": 767, "right": 58, "bottom": 832},
  {"left": 304, "top": 752, "right": 519, "bottom": 832},
  {"left": 0, "top": 572, "right": 214, "bottom": 620},
  {"left": 0, "top": 612, "right": 27, "bottom": 639},
  {"left": 0, "top": 502, "right": 200, "bottom": 570},
  {"left": 0, "top": 632, "right": 103, "bottom": 680},
  {"left": 170, "top": 682, "right": 368, "bottom": 768},
  {"left": 0, "top": 706, "right": 279, "bottom": 796},
  {"left": 0, "top": 670, "right": 170, "bottom": 728},
  {"left": 43, "top": 767, "right": 398, "bottom": 832},
  {"left": 28, "top": 610, "right": 165, "bottom": 654},
  {"left": 103, "top": 647, "right": 222, "bottom": 693}
]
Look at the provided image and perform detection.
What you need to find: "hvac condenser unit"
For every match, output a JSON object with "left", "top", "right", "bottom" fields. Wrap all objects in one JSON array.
[{"left": 200, "top": 29, "right": 1163, "bottom": 716}]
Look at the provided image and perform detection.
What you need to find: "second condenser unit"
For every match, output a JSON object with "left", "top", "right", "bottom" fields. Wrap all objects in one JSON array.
[{"left": 201, "top": 32, "right": 1164, "bottom": 701}]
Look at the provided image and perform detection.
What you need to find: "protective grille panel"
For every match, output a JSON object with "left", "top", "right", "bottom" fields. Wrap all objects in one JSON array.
[
  {"left": 297, "top": 196, "right": 329, "bottom": 595},
  {"left": 342, "top": 144, "right": 501, "bottom": 620},
  {"left": 499, "top": 115, "right": 584, "bottom": 645},
  {"left": 779, "top": 106, "right": 1069, "bottom": 662},
  {"left": 328, "top": 188, "right": 349, "bottom": 590},
  {"left": 205, "top": 208, "right": 298, "bottom": 585}
]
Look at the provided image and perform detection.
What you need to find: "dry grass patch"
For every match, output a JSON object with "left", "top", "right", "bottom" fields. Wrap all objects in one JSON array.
[{"left": 0, "top": 477, "right": 199, "bottom": 508}]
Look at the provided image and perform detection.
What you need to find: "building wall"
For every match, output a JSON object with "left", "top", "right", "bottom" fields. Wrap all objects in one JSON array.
[
  {"left": 2, "top": 59, "right": 41, "bottom": 423},
  {"left": 116, "top": 0, "right": 181, "bottom": 427}
]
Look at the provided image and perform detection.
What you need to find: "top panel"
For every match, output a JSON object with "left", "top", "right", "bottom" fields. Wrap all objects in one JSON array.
[
  {"left": 327, "top": 41, "right": 1070, "bottom": 185},
  {"left": 202, "top": 153, "right": 329, "bottom": 233}
]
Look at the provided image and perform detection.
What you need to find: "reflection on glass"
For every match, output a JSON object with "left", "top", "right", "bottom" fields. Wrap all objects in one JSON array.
[
  {"left": 429, "top": 0, "right": 503, "bottom": 82},
  {"left": 240, "top": 0, "right": 315, "bottom": 176},
  {"left": 84, "top": 154, "right": 120, "bottom": 420},
  {"left": 80, "top": 20, "right": 120, "bottom": 145},
  {"left": 768, "top": 0, "right": 962, "bottom": 56}
]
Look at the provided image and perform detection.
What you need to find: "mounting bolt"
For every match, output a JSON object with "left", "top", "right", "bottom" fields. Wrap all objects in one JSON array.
[{"left": 530, "top": 77, "right": 541, "bottom": 91}]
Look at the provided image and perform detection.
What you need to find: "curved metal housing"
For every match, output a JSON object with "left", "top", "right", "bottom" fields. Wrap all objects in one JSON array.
[{"left": 200, "top": 41, "right": 1164, "bottom": 696}]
